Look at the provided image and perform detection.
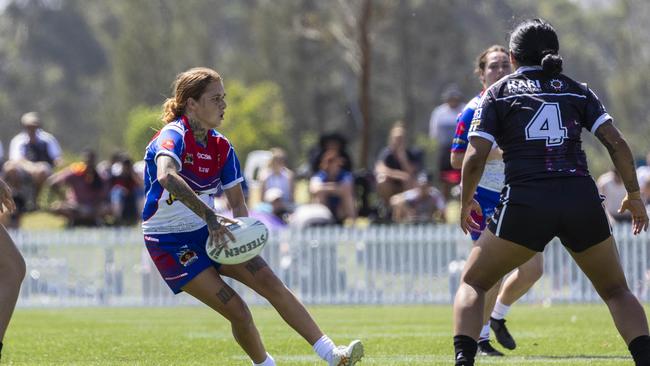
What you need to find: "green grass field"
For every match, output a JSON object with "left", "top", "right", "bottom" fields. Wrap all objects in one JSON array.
[{"left": 3, "top": 304, "right": 641, "bottom": 365}]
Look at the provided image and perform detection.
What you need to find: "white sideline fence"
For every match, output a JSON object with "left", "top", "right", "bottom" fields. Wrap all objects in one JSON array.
[{"left": 12, "top": 224, "right": 650, "bottom": 307}]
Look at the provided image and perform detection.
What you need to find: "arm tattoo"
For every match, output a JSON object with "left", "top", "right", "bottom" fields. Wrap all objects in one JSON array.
[
  {"left": 595, "top": 123, "right": 640, "bottom": 193},
  {"left": 216, "top": 285, "right": 236, "bottom": 305},
  {"left": 157, "top": 156, "right": 216, "bottom": 222},
  {"left": 245, "top": 257, "right": 268, "bottom": 276}
]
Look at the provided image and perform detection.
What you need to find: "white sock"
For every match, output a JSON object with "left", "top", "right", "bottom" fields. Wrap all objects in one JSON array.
[
  {"left": 313, "top": 334, "right": 336, "bottom": 362},
  {"left": 491, "top": 300, "right": 511, "bottom": 320},
  {"left": 253, "top": 353, "right": 275, "bottom": 366},
  {"left": 478, "top": 323, "right": 490, "bottom": 342}
]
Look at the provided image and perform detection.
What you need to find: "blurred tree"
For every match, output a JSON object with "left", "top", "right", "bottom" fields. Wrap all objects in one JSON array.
[
  {"left": 124, "top": 105, "right": 163, "bottom": 161},
  {"left": 219, "top": 80, "right": 290, "bottom": 163}
]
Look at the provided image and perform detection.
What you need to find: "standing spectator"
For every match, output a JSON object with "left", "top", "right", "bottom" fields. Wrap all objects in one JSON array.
[
  {"left": 429, "top": 85, "right": 465, "bottom": 201},
  {"left": 390, "top": 172, "right": 446, "bottom": 223},
  {"left": 374, "top": 121, "right": 424, "bottom": 214},
  {"left": 260, "top": 148, "right": 295, "bottom": 205},
  {"left": 310, "top": 149, "right": 356, "bottom": 224},
  {"left": 46, "top": 149, "right": 109, "bottom": 226},
  {"left": 597, "top": 169, "right": 632, "bottom": 222},
  {"left": 7, "top": 112, "right": 62, "bottom": 203}
]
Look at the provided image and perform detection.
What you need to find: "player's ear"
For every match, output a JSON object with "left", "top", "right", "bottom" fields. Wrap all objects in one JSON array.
[{"left": 186, "top": 97, "right": 197, "bottom": 110}]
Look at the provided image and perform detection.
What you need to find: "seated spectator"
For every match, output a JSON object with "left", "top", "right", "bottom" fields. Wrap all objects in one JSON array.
[
  {"left": 390, "top": 172, "right": 446, "bottom": 223},
  {"left": 309, "top": 149, "right": 356, "bottom": 224},
  {"left": 7, "top": 112, "right": 62, "bottom": 204},
  {"left": 374, "top": 121, "right": 423, "bottom": 211},
  {"left": 45, "top": 149, "right": 110, "bottom": 227},
  {"left": 254, "top": 187, "right": 291, "bottom": 225},
  {"left": 108, "top": 154, "right": 143, "bottom": 226},
  {"left": 308, "top": 132, "right": 353, "bottom": 176},
  {"left": 260, "top": 147, "right": 295, "bottom": 205},
  {"left": 597, "top": 169, "right": 631, "bottom": 222},
  {"left": 0, "top": 161, "right": 32, "bottom": 228}
]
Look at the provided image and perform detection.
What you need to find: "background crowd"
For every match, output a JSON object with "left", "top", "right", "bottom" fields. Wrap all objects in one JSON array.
[{"left": 2, "top": 103, "right": 648, "bottom": 231}]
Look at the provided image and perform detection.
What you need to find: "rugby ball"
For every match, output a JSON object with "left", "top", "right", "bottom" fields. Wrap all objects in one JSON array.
[{"left": 205, "top": 217, "right": 269, "bottom": 265}]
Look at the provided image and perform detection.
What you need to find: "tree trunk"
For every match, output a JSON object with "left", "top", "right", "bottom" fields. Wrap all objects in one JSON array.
[{"left": 358, "top": 0, "right": 372, "bottom": 169}]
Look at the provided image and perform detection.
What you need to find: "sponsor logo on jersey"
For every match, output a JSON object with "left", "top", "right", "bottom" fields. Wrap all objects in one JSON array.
[
  {"left": 199, "top": 167, "right": 209, "bottom": 173},
  {"left": 197, "top": 152, "right": 212, "bottom": 160},
  {"left": 547, "top": 78, "right": 566, "bottom": 92},
  {"left": 184, "top": 154, "right": 194, "bottom": 165},
  {"left": 161, "top": 139, "right": 175, "bottom": 150},
  {"left": 507, "top": 79, "right": 542, "bottom": 94}
]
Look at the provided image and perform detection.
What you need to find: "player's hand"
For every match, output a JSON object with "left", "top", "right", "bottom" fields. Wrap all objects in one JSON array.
[
  {"left": 0, "top": 179, "right": 16, "bottom": 214},
  {"left": 206, "top": 213, "right": 236, "bottom": 251},
  {"left": 460, "top": 199, "right": 482, "bottom": 235},
  {"left": 619, "top": 192, "right": 649, "bottom": 235}
]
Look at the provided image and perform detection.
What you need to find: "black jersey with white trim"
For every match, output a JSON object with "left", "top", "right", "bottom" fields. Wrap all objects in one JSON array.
[{"left": 468, "top": 66, "right": 611, "bottom": 184}]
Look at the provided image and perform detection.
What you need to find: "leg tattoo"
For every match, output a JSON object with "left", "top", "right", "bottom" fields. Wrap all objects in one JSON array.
[
  {"left": 216, "top": 286, "right": 236, "bottom": 305},
  {"left": 245, "top": 256, "right": 268, "bottom": 276}
]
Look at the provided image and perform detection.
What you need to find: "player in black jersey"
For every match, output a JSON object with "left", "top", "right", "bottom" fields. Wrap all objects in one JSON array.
[{"left": 452, "top": 19, "right": 650, "bottom": 366}]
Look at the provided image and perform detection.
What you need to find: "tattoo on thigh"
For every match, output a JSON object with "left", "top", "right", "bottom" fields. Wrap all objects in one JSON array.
[
  {"left": 216, "top": 286, "right": 236, "bottom": 304},
  {"left": 245, "top": 257, "right": 268, "bottom": 276}
]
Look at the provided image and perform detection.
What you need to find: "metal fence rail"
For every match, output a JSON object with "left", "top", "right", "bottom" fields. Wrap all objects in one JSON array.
[{"left": 12, "top": 224, "right": 650, "bottom": 307}]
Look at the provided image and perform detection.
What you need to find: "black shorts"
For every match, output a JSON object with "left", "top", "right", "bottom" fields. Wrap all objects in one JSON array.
[{"left": 487, "top": 176, "right": 612, "bottom": 252}]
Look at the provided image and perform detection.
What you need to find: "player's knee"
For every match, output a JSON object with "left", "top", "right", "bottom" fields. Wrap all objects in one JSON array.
[
  {"left": 257, "top": 271, "right": 287, "bottom": 297},
  {"left": 0, "top": 253, "right": 25, "bottom": 288},
  {"left": 228, "top": 305, "right": 254, "bottom": 327},
  {"left": 461, "top": 272, "right": 493, "bottom": 293},
  {"left": 521, "top": 265, "right": 543, "bottom": 284},
  {"left": 598, "top": 284, "right": 631, "bottom": 302}
]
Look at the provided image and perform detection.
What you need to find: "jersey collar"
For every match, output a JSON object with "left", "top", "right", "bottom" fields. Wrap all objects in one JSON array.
[{"left": 515, "top": 66, "right": 543, "bottom": 74}]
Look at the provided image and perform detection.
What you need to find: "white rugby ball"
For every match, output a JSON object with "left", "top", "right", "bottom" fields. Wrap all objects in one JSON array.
[{"left": 205, "top": 217, "right": 269, "bottom": 265}]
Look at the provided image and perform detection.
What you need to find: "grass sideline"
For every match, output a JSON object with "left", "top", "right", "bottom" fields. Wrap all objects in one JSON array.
[{"left": 5, "top": 304, "right": 638, "bottom": 365}]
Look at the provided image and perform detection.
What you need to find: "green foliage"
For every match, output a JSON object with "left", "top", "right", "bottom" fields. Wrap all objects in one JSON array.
[
  {"left": 124, "top": 106, "right": 164, "bottom": 161},
  {"left": 219, "top": 80, "right": 290, "bottom": 161}
]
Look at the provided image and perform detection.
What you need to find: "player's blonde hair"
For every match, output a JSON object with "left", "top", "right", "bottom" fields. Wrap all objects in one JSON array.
[{"left": 162, "top": 67, "right": 222, "bottom": 123}]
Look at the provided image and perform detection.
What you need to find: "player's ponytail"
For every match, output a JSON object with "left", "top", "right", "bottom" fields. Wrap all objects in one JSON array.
[
  {"left": 162, "top": 98, "right": 184, "bottom": 123},
  {"left": 510, "top": 19, "right": 562, "bottom": 75},
  {"left": 162, "top": 67, "right": 222, "bottom": 124},
  {"left": 540, "top": 50, "right": 563, "bottom": 75}
]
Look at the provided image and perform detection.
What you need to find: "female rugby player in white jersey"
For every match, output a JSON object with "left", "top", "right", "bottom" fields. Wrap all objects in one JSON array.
[
  {"left": 452, "top": 19, "right": 650, "bottom": 366},
  {"left": 450, "top": 45, "right": 543, "bottom": 355},
  {"left": 141, "top": 67, "right": 363, "bottom": 366},
  {"left": 0, "top": 178, "right": 25, "bottom": 360}
]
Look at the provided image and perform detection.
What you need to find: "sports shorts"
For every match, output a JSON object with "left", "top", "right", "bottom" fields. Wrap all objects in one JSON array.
[
  {"left": 144, "top": 225, "right": 221, "bottom": 294},
  {"left": 487, "top": 176, "right": 612, "bottom": 252},
  {"left": 470, "top": 186, "right": 502, "bottom": 241}
]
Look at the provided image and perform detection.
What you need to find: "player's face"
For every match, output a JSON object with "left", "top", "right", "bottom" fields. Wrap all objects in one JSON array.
[
  {"left": 481, "top": 51, "right": 510, "bottom": 88},
  {"left": 195, "top": 80, "right": 227, "bottom": 129}
]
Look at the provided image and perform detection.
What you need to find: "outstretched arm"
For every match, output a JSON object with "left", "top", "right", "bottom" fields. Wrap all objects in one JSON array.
[{"left": 595, "top": 121, "right": 648, "bottom": 234}]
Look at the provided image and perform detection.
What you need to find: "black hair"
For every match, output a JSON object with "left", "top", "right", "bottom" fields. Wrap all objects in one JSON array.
[{"left": 509, "top": 18, "right": 563, "bottom": 75}]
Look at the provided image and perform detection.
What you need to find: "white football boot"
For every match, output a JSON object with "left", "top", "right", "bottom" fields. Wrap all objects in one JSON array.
[{"left": 329, "top": 340, "right": 364, "bottom": 366}]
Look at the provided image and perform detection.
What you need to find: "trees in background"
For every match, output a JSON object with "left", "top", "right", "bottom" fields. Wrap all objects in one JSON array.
[{"left": 0, "top": 0, "right": 647, "bottom": 174}]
